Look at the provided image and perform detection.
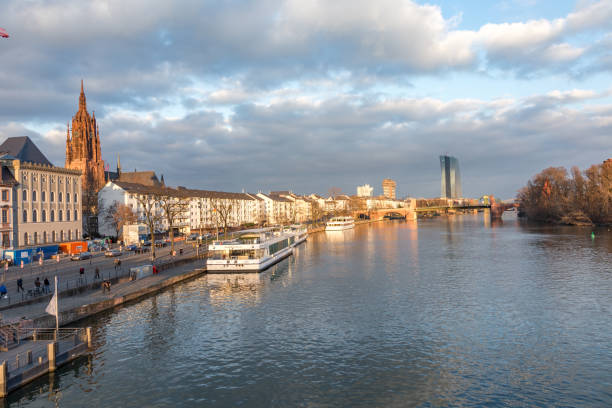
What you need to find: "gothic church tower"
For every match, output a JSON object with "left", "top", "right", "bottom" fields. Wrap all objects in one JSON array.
[{"left": 65, "top": 80, "right": 105, "bottom": 191}]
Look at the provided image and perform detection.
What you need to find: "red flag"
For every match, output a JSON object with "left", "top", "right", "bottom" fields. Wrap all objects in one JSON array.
[{"left": 0, "top": 28, "right": 9, "bottom": 38}]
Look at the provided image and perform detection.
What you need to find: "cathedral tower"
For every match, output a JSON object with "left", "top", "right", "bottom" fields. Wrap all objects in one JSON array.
[{"left": 65, "top": 80, "right": 105, "bottom": 191}]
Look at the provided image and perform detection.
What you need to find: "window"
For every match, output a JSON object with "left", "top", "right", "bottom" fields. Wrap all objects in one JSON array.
[
  {"left": 74, "top": 193, "right": 77, "bottom": 203},
  {"left": 67, "top": 193, "right": 70, "bottom": 203},
  {"left": 51, "top": 210, "right": 55, "bottom": 222},
  {"left": 24, "top": 232, "right": 28, "bottom": 245},
  {"left": 59, "top": 192, "right": 63, "bottom": 202},
  {"left": 22, "top": 210, "right": 27, "bottom": 223},
  {"left": 1, "top": 210, "right": 6, "bottom": 224},
  {"left": 43, "top": 231, "right": 47, "bottom": 243},
  {"left": 68, "top": 230, "right": 72, "bottom": 240},
  {"left": 32, "top": 210, "right": 37, "bottom": 222},
  {"left": 75, "top": 229, "right": 79, "bottom": 239},
  {"left": 32, "top": 190, "right": 37, "bottom": 201},
  {"left": 22, "top": 190, "right": 27, "bottom": 201},
  {"left": 59, "top": 210, "right": 63, "bottom": 222},
  {"left": 52, "top": 231, "right": 56, "bottom": 242},
  {"left": 74, "top": 210, "right": 78, "bottom": 221},
  {"left": 1, "top": 190, "right": 7, "bottom": 201},
  {"left": 67, "top": 211, "right": 70, "bottom": 221},
  {"left": 42, "top": 191, "right": 46, "bottom": 202},
  {"left": 2, "top": 232, "right": 9, "bottom": 248},
  {"left": 42, "top": 210, "right": 46, "bottom": 222},
  {"left": 60, "top": 230, "right": 64, "bottom": 241},
  {"left": 34, "top": 231, "right": 38, "bottom": 244},
  {"left": 51, "top": 192, "right": 55, "bottom": 202}
]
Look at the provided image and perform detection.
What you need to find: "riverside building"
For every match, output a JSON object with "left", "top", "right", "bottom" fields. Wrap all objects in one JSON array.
[{"left": 0, "top": 136, "right": 82, "bottom": 249}]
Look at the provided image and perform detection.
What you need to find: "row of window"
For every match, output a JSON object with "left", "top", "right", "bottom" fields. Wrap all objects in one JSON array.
[
  {"left": 23, "top": 190, "right": 78, "bottom": 203},
  {"left": 23, "top": 229, "right": 80, "bottom": 246},
  {"left": 21, "top": 173, "right": 78, "bottom": 186},
  {"left": 22, "top": 209, "right": 78, "bottom": 223}
]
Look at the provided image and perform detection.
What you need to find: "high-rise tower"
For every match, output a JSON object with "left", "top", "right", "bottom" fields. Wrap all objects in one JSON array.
[
  {"left": 65, "top": 80, "right": 105, "bottom": 191},
  {"left": 440, "top": 155, "right": 462, "bottom": 199}
]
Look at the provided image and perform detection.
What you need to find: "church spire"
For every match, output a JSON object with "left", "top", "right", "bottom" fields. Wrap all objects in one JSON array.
[{"left": 79, "top": 79, "right": 86, "bottom": 111}]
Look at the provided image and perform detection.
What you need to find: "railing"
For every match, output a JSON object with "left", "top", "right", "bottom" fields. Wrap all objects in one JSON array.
[{"left": 3, "top": 327, "right": 88, "bottom": 376}]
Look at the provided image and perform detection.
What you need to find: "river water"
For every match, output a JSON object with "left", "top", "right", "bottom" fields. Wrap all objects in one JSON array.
[{"left": 8, "top": 214, "right": 612, "bottom": 407}]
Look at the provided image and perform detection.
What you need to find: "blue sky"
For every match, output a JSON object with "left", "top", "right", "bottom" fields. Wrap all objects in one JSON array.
[{"left": 0, "top": 0, "right": 611, "bottom": 199}]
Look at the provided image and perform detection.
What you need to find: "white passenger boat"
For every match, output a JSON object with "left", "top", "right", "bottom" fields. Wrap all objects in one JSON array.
[
  {"left": 325, "top": 216, "right": 355, "bottom": 231},
  {"left": 285, "top": 225, "right": 308, "bottom": 247},
  {"left": 207, "top": 228, "right": 298, "bottom": 272}
]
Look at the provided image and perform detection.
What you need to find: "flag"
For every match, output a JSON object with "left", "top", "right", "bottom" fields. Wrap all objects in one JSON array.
[{"left": 45, "top": 289, "right": 57, "bottom": 317}]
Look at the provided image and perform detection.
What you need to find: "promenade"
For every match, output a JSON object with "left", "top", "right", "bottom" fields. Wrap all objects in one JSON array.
[
  {"left": 0, "top": 253, "right": 207, "bottom": 327},
  {"left": 0, "top": 241, "right": 203, "bottom": 307}
]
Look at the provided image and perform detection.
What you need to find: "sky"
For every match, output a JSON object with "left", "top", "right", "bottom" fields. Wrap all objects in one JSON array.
[{"left": 0, "top": 0, "right": 611, "bottom": 199}]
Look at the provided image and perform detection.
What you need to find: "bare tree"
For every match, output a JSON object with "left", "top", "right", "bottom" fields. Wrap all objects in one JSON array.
[
  {"left": 211, "top": 198, "right": 238, "bottom": 239},
  {"left": 134, "top": 192, "right": 163, "bottom": 259},
  {"left": 103, "top": 201, "right": 137, "bottom": 239},
  {"left": 159, "top": 190, "right": 190, "bottom": 255},
  {"left": 82, "top": 169, "right": 101, "bottom": 237},
  {"left": 328, "top": 187, "right": 342, "bottom": 199},
  {"left": 310, "top": 201, "right": 324, "bottom": 225}
]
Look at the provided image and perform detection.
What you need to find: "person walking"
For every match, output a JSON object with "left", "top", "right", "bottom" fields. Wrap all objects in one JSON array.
[
  {"left": 16, "top": 278, "right": 24, "bottom": 293},
  {"left": 34, "top": 277, "right": 41, "bottom": 293},
  {"left": 43, "top": 277, "right": 50, "bottom": 294},
  {"left": 95, "top": 267, "right": 100, "bottom": 280}
]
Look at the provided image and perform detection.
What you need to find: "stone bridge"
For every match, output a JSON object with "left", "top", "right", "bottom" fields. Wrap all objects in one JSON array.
[{"left": 352, "top": 207, "right": 417, "bottom": 221}]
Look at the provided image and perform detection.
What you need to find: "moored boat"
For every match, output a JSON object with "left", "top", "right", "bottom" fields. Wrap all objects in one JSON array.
[
  {"left": 207, "top": 228, "right": 298, "bottom": 272},
  {"left": 325, "top": 216, "right": 355, "bottom": 231}
]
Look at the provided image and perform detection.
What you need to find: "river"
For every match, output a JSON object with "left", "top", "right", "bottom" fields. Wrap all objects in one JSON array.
[{"left": 7, "top": 214, "right": 612, "bottom": 407}]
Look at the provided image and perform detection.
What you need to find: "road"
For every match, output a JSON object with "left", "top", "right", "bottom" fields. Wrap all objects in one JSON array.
[{"left": 0, "top": 240, "right": 210, "bottom": 303}]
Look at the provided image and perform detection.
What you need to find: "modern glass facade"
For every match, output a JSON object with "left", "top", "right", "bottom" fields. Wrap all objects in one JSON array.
[{"left": 440, "top": 155, "right": 462, "bottom": 199}]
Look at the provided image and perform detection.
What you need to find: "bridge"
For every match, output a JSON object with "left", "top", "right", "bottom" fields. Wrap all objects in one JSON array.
[{"left": 351, "top": 197, "right": 516, "bottom": 221}]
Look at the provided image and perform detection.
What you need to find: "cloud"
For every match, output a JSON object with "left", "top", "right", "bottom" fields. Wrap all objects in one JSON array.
[
  {"left": 77, "top": 90, "right": 611, "bottom": 199},
  {"left": 1, "top": 0, "right": 612, "bottom": 199}
]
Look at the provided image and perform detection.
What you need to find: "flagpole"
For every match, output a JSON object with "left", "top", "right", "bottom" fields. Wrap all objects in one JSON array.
[{"left": 54, "top": 275, "right": 59, "bottom": 331}]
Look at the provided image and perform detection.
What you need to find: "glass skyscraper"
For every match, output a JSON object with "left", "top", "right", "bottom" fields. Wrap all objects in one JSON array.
[{"left": 440, "top": 155, "right": 462, "bottom": 199}]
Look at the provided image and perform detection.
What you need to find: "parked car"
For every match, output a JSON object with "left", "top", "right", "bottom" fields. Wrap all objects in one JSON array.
[
  {"left": 126, "top": 244, "right": 139, "bottom": 251},
  {"left": 71, "top": 252, "right": 91, "bottom": 261},
  {"left": 105, "top": 249, "right": 121, "bottom": 257}
]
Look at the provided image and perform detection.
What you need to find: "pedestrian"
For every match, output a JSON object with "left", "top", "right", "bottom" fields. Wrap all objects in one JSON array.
[
  {"left": 117, "top": 259, "right": 121, "bottom": 270},
  {"left": 95, "top": 267, "right": 100, "bottom": 280},
  {"left": 34, "top": 277, "right": 41, "bottom": 293},
  {"left": 43, "top": 277, "right": 50, "bottom": 293},
  {"left": 102, "top": 280, "right": 111, "bottom": 293},
  {"left": 114, "top": 259, "right": 119, "bottom": 271},
  {"left": 16, "top": 278, "right": 24, "bottom": 292},
  {"left": 0, "top": 284, "right": 7, "bottom": 299}
]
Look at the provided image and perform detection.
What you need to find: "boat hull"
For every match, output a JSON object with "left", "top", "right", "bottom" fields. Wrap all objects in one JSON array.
[
  {"left": 325, "top": 224, "right": 354, "bottom": 231},
  {"left": 207, "top": 246, "right": 293, "bottom": 273}
]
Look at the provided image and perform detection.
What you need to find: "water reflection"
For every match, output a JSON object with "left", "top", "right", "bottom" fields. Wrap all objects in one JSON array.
[{"left": 8, "top": 214, "right": 612, "bottom": 407}]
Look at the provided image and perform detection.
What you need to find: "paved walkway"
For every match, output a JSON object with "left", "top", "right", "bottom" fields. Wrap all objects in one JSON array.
[
  {"left": 0, "top": 241, "right": 206, "bottom": 307},
  {"left": 0, "top": 258, "right": 207, "bottom": 324}
]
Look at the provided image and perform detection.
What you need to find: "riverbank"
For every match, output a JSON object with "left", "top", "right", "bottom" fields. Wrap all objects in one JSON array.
[
  {"left": 0, "top": 258, "right": 207, "bottom": 328},
  {"left": 307, "top": 218, "right": 379, "bottom": 234}
]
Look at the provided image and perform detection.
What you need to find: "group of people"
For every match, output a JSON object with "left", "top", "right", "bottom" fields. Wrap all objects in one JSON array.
[{"left": 13, "top": 276, "right": 51, "bottom": 295}]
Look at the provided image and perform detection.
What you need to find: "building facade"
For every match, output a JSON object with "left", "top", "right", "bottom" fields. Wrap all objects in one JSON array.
[
  {"left": 440, "top": 155, "right": 462, "bottom": 199},
  {"left": 382, "top": 179, "right": 396, "bottom": 200},
  {"left": 0, "top": 137, "right": 82, "bottom": 249},
  {"left": 357, "top": 184, "right": 373, "bottom": 197}
]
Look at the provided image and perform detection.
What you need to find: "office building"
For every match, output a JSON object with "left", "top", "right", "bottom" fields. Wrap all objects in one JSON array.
[{"left": 440, "top": 155, "right": 462, "bottom": 199}]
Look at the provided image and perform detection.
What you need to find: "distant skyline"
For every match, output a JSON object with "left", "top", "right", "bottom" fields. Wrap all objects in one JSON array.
[{"left": 1, "top": 0, "right": 611, "bottom": 199}]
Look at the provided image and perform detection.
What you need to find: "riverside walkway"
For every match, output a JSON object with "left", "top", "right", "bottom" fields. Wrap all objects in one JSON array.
[
  {"left": 0, "top": 241, "right": 203, "bottom": 310},
  {"left": 0, "top": 256, "right": 207, "bottom": 327}
]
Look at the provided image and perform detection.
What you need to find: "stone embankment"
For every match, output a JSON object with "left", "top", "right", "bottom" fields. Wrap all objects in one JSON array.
[{"left": 1, "top": 257, "right": 207, "bottom": 328}]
